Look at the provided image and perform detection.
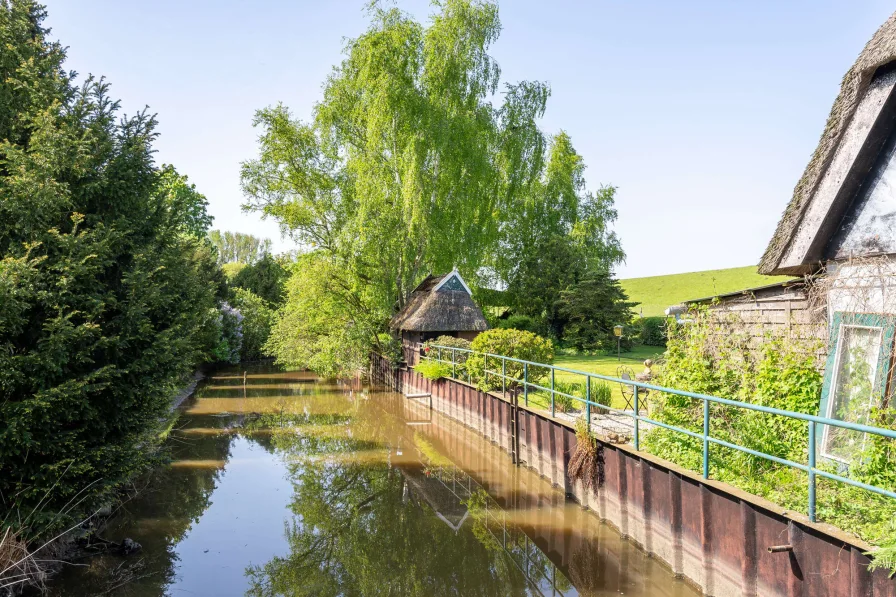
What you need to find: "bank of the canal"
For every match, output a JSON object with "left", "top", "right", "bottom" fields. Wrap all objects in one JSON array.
[
  {"left": 374, "top": 354, "right": 896, "bottom": 597},
  {"left": 45, "top": 363, "right": 697, "bottom": 596}
]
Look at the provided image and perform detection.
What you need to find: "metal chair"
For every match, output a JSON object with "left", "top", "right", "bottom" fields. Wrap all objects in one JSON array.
[{"left": 617, "top": 366, "right": 636, "bottom": 411}]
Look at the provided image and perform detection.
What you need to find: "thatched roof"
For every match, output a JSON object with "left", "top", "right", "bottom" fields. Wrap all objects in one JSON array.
[
  {"left": 759, "top": 11, "right": 896, "bottom": 275},
  {"left": 389, "top": 272, "right": 489, "bottom": 333}
]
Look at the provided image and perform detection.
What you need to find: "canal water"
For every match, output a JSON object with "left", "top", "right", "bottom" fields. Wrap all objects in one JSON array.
[{"left": 48, "top": 364, "right": 700, "bottom": 596}]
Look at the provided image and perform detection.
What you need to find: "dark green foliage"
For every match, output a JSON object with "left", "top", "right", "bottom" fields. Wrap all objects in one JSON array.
[
  {"left": 230, "top": 253, "right": 289, "bottom": 306},
  {"left": 230, "top": 288, "right": 275, "bottom": 362},
  {"left": 556, "top": 271, "right": 636, "bottom": 351},
  {"left": 638, "top": 316, "right": 667, "bottom": 347},
  {"left": 0, "top": 1, "right": 220, "bottom": 536},
  {"left": 498, "top": 133, "right": 625, "bottom": 339},
  {"left": 495, "top": 314, "right": 540, "bottom": 334}
]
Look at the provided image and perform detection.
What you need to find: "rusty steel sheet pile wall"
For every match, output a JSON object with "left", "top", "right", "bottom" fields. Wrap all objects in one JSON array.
[{"left": 371, "top": 353, "right": 896, "bottom": 597}]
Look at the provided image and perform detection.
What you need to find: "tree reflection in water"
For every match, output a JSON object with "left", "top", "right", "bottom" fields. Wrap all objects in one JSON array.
[{"left": 245, "top": 424, "right": 533, "bottom": 597}]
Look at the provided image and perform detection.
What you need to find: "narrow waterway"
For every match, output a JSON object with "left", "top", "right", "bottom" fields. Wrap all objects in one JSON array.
[{"left": 47, "top": 364, "right": 700, "bottom": 596}]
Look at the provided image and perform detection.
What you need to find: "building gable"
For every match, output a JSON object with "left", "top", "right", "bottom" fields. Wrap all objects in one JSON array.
[
  {"left": 432, "top": 271, "right": 472, "bottom": 295},
  {"left": 827, "top": 121, "right": 896, "bottom": 259}
]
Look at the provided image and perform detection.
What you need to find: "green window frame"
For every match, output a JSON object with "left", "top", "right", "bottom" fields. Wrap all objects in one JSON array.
[{"left": 818, "top": 312, "right": 896, "bottom": 463}]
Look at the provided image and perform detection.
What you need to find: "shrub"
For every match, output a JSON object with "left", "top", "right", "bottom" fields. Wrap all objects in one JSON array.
[
  {"left": 376, "top": 333, "right": 404, "bottom": 365},
  {"left": 230, "top": 288, "right": 275, "bottom": 361},
  {"left": 213, "top": 303, "right": 244, "bottom": 364},
  {"left": 495, "top": 314, "right": 540, "bottom": 334},
  {"left": 591, "top": 380, "right": 613, "bottom": 410},
  {"left": 414, "top": 361, "right": 452, "bottom": 381},
  {"left": 467, "top": 329, "right": 554, "bottom": 391},
  {"left": 639, "top": 316, "right": 667, "bottom": 347},
  {"left": 424, "top": 335, "right": 471, "bottom": 363},
  {"left": 230, "top": 253, "right": 289, "bottom": 306},
  {"left": 553, "top": 381, "right": 582, "bottom": 412}
]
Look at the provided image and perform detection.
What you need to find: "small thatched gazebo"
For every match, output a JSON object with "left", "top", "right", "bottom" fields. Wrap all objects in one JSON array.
[{"left": 390, "top": 270, "right": 488, "bottom": 350}]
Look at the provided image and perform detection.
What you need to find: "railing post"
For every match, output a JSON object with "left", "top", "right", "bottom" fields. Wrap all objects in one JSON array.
[
  {"left": 452, "top": 348, "right": 456, "bottom": 379},
  {"left": 586, "top": 376, "right": 591, "bottom": 432},
  {"left": 437, "top": 346, "right": 442, "bottom": 364},
  {"left": 550, "top": 368, "right": 555, "bottom": 417},
  {"left": 808, "top": 421, "right": 817, "bottom": 522},
  {"left": 633, "top": 386, "right": 640, "bottom": 450},
  {"left": 702, "top": 399, "right": 710, "bottom": 479},
  {"left": 523, "top": 363, "right": 528, "bottom": 407},
  {"left": 502, "top": 358, "right": 506, "bottom": 396},
  {"left": 484, "top": 353, "right": 488, "bottom": 387}
]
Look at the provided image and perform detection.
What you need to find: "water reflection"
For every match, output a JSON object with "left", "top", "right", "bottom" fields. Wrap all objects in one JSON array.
[{"left": 47, "top": 365, "right": 699, "bottom": 596}]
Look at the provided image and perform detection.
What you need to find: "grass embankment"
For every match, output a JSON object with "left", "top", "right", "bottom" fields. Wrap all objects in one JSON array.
[
  {"left": 620, "top": 265, "right": 792, "bottom": 317},
  {"left": 525, "top": 346, "right": 664, "bottom": 412}
]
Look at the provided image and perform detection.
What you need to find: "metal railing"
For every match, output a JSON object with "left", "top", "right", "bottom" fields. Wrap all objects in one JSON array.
[
  {"left": 431, "top": 463, "right": 570, "bottom": 596},
  {"left": 420, "top": 344, "right": 896, "bottom": 523}
]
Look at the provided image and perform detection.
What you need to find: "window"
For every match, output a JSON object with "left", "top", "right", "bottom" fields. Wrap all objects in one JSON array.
[{"left": 819, "top": 313, "right": 896, "bottom": 463}]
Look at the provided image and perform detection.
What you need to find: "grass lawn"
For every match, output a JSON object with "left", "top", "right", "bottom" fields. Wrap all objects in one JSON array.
[
  {"left": 620, "top": 265, "right": 793, "bottom": 317},
  {"left": 525, "top": 345, "right": 665, "bottom": 412}
]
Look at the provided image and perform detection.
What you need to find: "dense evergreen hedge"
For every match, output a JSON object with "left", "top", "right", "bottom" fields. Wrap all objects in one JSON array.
[{"left": 0, "top": 2, "right": 222, "bottom": 535}]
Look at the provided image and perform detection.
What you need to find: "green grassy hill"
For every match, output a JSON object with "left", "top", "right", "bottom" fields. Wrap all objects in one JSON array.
[{"left": 620, "top": 266, "right": 792, "bottom": 317}]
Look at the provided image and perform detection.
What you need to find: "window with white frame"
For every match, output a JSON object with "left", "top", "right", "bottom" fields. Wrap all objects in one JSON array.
[{"left": 819, "top": 313, "right": 896, "bottom": 463}]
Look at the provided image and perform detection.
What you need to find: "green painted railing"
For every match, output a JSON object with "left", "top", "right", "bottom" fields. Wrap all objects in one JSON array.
[{"left": 420, "top": 344, "right": 896, "bottom": 523}]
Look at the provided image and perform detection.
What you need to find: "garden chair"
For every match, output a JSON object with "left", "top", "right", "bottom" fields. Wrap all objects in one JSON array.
[{"left": 617, "top": 366, "right": 637, "bottom": 412}]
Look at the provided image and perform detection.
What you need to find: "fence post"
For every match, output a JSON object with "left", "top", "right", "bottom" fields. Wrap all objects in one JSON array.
[
  {"left": 702, "top": 399, "right": 710, "bottom": 479},
  {"left": 484, "top": 353, "right": 488, "bottom": 387},
  {"left": 808, "top": 421, "right": 817, "bottom": 522},
  {"left": 633, "top": 386, "right": 640, "bottom": 450},
  {"left": 523, "top": 363, "right": 528, "bottom": 407},
  {"left": 452, "top": 348, "right": 456, "bottom": 379},
  {"left": 502, "top": 358, "right": 506, "bottom": 396},
  {"left": 550, "top": 368, "right": 555, "bottom": 417},
  {"left": 586, "top": 376, "right": 591, "bottom": 432}
]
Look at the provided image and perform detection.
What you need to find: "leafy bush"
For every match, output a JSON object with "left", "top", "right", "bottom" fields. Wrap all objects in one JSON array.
[
  {"left": 230, "top": 288, "right": 275, "bottom": 361},
  {"left": 639, "top": 316, "right": 667, "bottom": 347},
  {"left": 591, "top": 380, "right": 613, "bottom": 410},
  {"left": 423, "top": 336, "right": 472, "bottom": 365},
  {"left": 466, "top": 329, "right": 554, "bottom": 391},
  {"left": 414, "top": 361, "right": 453, "bottom": 381},
  {"left": 230, "top": 253, "right": 289, "bottom": 306},
  {"left": 376, "top": 333, "right": 404, "bottom": 365},
  {"left": 495, "top": 315, "right": 540, "bottom": 334},
  {"left": 553, "top": 381, "right": 582, "bottom": 412},
  {"left": 213, "top": 303, "right": 244, "bottom": 364},
  {"left": 639, "top": 305, "right": 896, "bottom": 565}
]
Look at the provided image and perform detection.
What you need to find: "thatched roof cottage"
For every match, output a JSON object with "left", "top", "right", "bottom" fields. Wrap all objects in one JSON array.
[{"left": 390, "top": 270, "right": 488, "bottom": 348}]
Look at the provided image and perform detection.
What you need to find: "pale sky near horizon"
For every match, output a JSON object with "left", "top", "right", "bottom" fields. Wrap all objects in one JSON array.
[{"left": 44, "top": 1, "right": 895, "bottom": 278}]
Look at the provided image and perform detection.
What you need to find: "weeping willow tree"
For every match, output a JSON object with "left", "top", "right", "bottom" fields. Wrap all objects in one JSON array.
[{"left": 242, "top": 0, "right": 620, "bottom": 374}]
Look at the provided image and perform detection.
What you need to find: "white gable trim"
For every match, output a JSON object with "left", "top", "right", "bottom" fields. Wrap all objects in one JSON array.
[
  {"left": 781, "top": 70, "right": 896, "bottom": 269},
  {"left": 432, "top": 269, "right": 472, "bottom": 295}
]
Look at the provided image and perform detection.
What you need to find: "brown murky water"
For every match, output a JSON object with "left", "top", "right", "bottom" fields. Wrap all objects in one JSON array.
[{"left": 47, "top": 364, "right": 700, "bottom": 596}]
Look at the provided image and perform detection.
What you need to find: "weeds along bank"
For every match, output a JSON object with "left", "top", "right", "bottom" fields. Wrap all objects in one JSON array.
[{"left": 645, "top": 303, "right": 896, "bottom": 569}]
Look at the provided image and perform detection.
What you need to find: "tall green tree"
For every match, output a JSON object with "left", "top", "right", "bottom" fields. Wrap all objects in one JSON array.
[
  {"left": 242, "top": 1, "right": 557, "bottom": 372},
  {"left": 498, "top": 132, "right": 624, "bottom": 338},
  {"left": 208, "top": 230, "right": 272, "bottom": 265},
  {"left": 0, "top": 0, "right": 221, "bottom": 534},
  {"left": 556, "top": 271, "right": 636, "bottom": 351}
]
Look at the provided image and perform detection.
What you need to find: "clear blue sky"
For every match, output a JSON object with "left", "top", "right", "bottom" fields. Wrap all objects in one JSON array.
[{"left": 44, "top": 1, "right": 895, "bottom": 278}]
